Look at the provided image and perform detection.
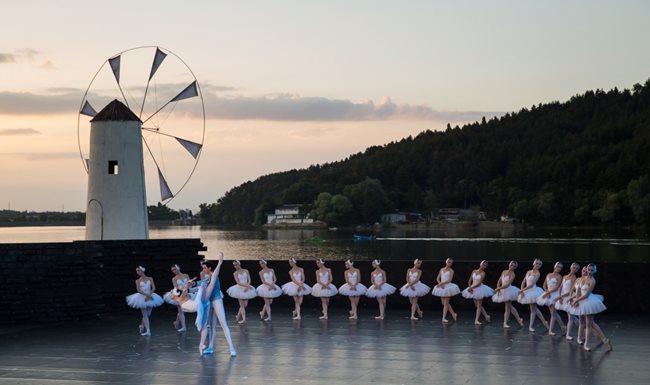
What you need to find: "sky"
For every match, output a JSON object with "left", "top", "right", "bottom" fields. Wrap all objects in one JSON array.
[{"left": 1, "top": 0, "right": 649, "bottom": 212}]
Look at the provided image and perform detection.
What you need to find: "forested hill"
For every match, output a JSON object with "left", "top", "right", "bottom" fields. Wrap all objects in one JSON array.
[{"left": 199, "top": 80, "right": 650, "bottom": 227}]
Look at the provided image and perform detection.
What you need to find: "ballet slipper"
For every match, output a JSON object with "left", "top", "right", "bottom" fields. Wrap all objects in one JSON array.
[
  {"left": 577, "top": 338, "right": 584, "bottom": 345},
  {"left": 566, "top": 335, "right": 574, "bottom": 341},
  {"left": 517, "top": 318, "right": 524, "bottom": 327},
  {"left": 503, "top": 323, "right": 510, "bottom": 328},
  {"left": 583, "top": 345, "right": 591, "bottom": 352},
  {"left": 292, "top": 315, "right": 301, "bottom": 320},
  {"left": 417, "top": 310, "right": 424, "bottom": 318},
  {"left": 319, "top": 315, "right": 328, "bottom": 320},
  {"left": 548, "top": 331, "right": 556, "bottom": 336},
  {"left": 263, "top": 316, "right": 271, "bottom": 322},
  {"left": 411, "top": 316, "right": 419, "bottom": 321},
  {"left": 138, "top": 324, "right": 145, "bottom": 334},
  {"left": 529, "top": 327, "right": 535, "bottom": 333},
  {"left": 375, "top": 315, "right": 384, "bottom": 320},
  {"left": 474, "top": 321, "right": 482, "bottom": 325},
  {"left": 543, "top": 320, "right": 549, "bottom": 329},
  {"left": 230, "top": 349, "right": 237, "bottom": 357},
  {"left": 259, "top": 311, "right": 264, "bottom": 320},
  {"left": 140, "top": 330, "right": 151, "bottom": 336},
  {"left": 604, "top": 338, "right": 613, "bottom": 351},
  {"left": 177, "top": 327, "right": 187, "bottom": 332},
  {"left": 349, "top": 315, "right": 358, "bottom": 320},
  {"left": 202, "top": 346, "right": 214, "bottom": 355},
  {"left": 238, "top": 319, "right": 246, "bottom": 324},
  {"left": 485, "top": 315, "right": 491, "bottom": 322},
  {"left": 443, "top": 318, "right": 449, "bottom": 323},
  {"left": 452, "top": 313, "right": 458, "bottom": 321},
  {"left": 561, "top": 325, "right": 567, "bottom": 333},
  {"left": 199, "top": 344, "right": 206, "bottom": 355},
  {"left": 173, "top": 320, "right": 180, "bottom": 329}
]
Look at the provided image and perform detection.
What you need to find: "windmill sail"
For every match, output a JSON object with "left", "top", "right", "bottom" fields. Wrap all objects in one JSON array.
[
  {"left": 175, "top": 137, "right": 202, "bottom": 159},
  {"left": 170, "top": 81, "right": 198, "bottom": 102},
  {"left": 80, "top": 101, "right": 98, "bottom": 117},
  {"left": 158, "top": 167, "right": 174, "bottom": 201},
  {"left": 149, "top": 48, "right": 167, "bottom": 80},
  {"left": 108, "top": 55, "right": 121, "bottom": 83}
]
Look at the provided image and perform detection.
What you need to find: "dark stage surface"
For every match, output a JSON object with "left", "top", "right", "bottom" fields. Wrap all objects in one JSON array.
[{"left": 0, "top": 308, "right": 646, "bottom": 385}]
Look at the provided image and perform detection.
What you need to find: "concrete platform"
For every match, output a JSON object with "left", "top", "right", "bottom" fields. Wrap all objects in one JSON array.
[{"left": 0, "top": 308, "right": 646, "bottom": 385}]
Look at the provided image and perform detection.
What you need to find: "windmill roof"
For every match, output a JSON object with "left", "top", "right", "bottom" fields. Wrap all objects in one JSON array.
[{"left": 91, "top": 100, "right": 142, "bottom": 123}]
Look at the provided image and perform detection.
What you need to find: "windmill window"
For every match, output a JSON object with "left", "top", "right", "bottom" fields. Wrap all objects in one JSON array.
[{"left": 108, "top": 160, "right": 119, "bottom": 175}]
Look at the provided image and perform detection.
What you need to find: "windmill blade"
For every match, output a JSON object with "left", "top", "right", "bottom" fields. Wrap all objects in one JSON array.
[
  {"left": 142, "top": 80, "right": 199, "bottom": 124},
  {"left": 80, "top": 101, "right": 97, "bottom": 117},
  {"left": 170, "top": 81, "right": 198, "bottom": 102},
  {"left": 107, "top": 54, "right": 129, "bottom": 108},
  {"left": 149, "top": 48, "right": 167, "bottom": 81},
  {"left": 175, "top": 137, "right": 203, "bottom": 159},
  {"left": 140, "top": 48, "right": 169, "bottom": 117},
  {"left": 158, "top": 167, "right": 174, "bottom": 201},
  {"left": 108, "top": 55, "right": 121, "bottom": 83}
]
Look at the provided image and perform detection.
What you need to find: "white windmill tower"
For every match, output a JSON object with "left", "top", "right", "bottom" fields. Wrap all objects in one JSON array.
[{"left": 78, "top": 47, "right": 205, "bottom": 240}]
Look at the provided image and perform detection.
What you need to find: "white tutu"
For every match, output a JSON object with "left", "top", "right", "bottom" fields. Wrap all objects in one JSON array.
[
  {"left": 461, "top": 284, "right": 494, "bottom": 299},
  {"left": 569, "top": 294, "right": 607, "bottom": 316},
  {"left": 366, "top": 283, "right": 396, "bottom": 298},
  {"left": 555, "top": 297, "right": 572, "bottom": 312},
  {"left": 399, "top": 282, "right": 431, "bottom": 298},
  {"left": 226, "top": 284, "right": 258, "bottom": 300},
  {"left": 338, "top": 283, "right": 368, "bottom": 296},
  {"left": 536, "top": 290, "right": 560, "bottom": 306},
  {"left": 517, "top": 285, "right": 544, "bottom": 304},
  {"left": 125, "top": 292, "right": 164, "bottom": 309},
  {"left": 179, "top": 293, "right": 198, "bottom": 313},
  {"left": 256, "top": 284, "right": 283, "bottom": 298},
  {"left": 492, "top": 286, "right": 520, "bottom": 303},
  {"left": 311, "top": 283, "right": 338, "bottom": 297},
  {"left": 432, "top": 283, "right": 461, "bottom": 297},
  {"left": 163, "top": 289, "right": 181, "bottom": 305},
  {"left": 282, "top": 282, "right": 312, "bottom": 296}
]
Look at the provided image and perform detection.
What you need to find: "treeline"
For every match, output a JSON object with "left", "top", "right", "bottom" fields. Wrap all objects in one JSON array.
[
  {"left": 199, "top": 80, "right": 650, "bottom": 227},
  {"left": 1, "top": 204, "right": 193, "bottom": 224}
]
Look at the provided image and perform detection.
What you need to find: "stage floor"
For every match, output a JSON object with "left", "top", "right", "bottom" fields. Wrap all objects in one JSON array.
[{"left": 0, "top": 308, "right": 646, "bottom": 385}]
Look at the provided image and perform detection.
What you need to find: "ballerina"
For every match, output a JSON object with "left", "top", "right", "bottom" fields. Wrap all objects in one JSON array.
[
  {"left": 517, "top": 259, "right": 549, "bottom": 333},
  {"left": 431, "top": 258, "right": 460, "bottom": 323},
  {"left": 256, "top": 259, "right": 282, "bottom": 321},
  {"left": 311, "top": 258, "right": 338, "bottom": 320},
  {"left": 196, "top": 252, "right": 237, "bottom": 356},
  {"left": 462, "top": 260, "right": 494, "bottom": 325},
  {"left": 555, "top": 262, "right": 580, "bottom": 340},
  {"left": 569, "top": 263, "right": 612, "bottom": 351},
  {"left": 338, "top": 259, "right": 368, "bottom": 319},
  {"left": 537, "top": 262, "right": 566, "bottom": 335},
  {"left": 400, "top": 259, "right": 431, "bottom": 320},
  {"left": 163, "top": 264, "right": 191, "bottom": 332},
  {"left": 491, "top": 260, "right": 524, "bottom": 328},
  {"left": 365, "top": 259, "right": 396, "bottom": 319},
  {"left": 281, "top": 257, "right": 311, "bottom": 320},
  {"left": 125, "top": 266, "right": 164, "bottom": 336},
  {"left": 226, "top": 260, "right": 257, "bottom": 324}
]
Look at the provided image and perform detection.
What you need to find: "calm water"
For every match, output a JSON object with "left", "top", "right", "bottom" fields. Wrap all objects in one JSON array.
[{"left": 0, "top": 225, "right": 648, "bottom": 263}]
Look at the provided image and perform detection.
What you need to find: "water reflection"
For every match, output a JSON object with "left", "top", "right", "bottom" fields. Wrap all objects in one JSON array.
[{"left": 1, "top": 225, "right": 648, "bottom": 262}]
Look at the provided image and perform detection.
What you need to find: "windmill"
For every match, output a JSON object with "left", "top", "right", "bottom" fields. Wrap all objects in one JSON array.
[{"left": 78, "top": 46, "right": 205, "bottom": 240}]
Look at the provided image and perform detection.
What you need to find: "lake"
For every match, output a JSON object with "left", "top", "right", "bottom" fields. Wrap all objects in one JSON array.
[{"left": 0, "top": 225, "right": 648, "bottom": 263}]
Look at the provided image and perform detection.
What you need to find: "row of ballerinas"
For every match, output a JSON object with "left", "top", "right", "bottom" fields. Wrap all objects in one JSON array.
[
  {"left": 125, "top": 253, "right": 237, "bottom": 356},
  {"left": 125, "top": 256, "right": 612, "bottom": 353}
]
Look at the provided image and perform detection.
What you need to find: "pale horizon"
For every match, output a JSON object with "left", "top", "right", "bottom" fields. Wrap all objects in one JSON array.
[{"left": 2, "top": 1, "right": 649, "bottom": 212}]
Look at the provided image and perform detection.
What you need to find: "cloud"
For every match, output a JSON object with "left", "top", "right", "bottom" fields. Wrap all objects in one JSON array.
[
  {"left": 204, "top": 94, "right": 502, "bottom": 122},
  {"left": 0, "top": 53, "right": 16, "bottom": 63},
  {"left": 0, "top": 86, "right": 500, "bottom": 123},
  {"left": 39, "top": 60, "right": 56, "bottom": 70},
  {"left": 0, "top": 128, "right": 40, "bottom": 136}
]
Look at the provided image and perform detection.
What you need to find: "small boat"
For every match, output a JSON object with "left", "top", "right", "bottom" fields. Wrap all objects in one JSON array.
[{"left": 353, "top": 234, "right": 375, "bottom": 241}]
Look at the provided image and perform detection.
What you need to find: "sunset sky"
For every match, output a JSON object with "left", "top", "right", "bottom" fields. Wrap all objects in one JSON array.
[{"left": 2, "top": 0, "right": 649, "bottom": 212}]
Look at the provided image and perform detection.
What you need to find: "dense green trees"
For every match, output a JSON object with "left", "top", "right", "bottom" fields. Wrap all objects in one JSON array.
[{"left": 199, "top": 80, "right": 650, "bottom": 227}]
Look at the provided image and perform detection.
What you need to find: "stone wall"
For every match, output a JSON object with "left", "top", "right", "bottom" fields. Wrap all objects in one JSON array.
[
  {"left": 0, "top": 240, "right": 643, "bottom": 324},
  {"left": 0, "top": 239, "right": 206, "bottom": 323}
]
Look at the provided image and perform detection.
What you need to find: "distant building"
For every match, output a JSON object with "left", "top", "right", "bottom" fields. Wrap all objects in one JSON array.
[
  {"left": 266, "top": 204, "right": 314, "bottom": 225},
  {"left": 437, "top": 208, "right": 485, "bottom": 222},
  {"left": 381, "top": 211, "right": 424, "bottom": 224}
]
